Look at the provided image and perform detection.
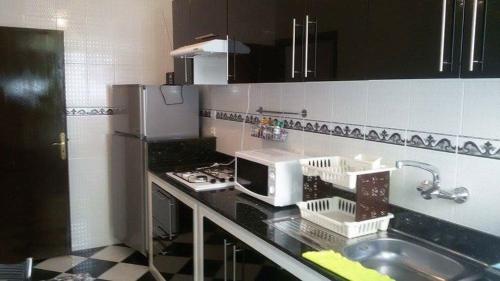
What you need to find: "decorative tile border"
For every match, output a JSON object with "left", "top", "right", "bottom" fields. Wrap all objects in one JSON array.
[
  {"left": 406, "top": 130, "right": 457, "bottom": 153},
  {"left": 366, "top": 126, "right": 406, "bottom": 145},
  {"left": 201, "top": 109, "right": 500, "bottom": 161},
  {"left": 458, "top": 136, "right": 500, "bottom": 160},
  {"left": 215, "top": 110, "right": 246, "bottom": 122},
  {"left": 66, "top": 107, "right": 118, "bottom": 116}
]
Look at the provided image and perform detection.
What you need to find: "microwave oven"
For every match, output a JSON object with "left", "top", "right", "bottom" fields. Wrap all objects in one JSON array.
[{"left": 235, "top": 149, "right": 304, "bottom": 206}]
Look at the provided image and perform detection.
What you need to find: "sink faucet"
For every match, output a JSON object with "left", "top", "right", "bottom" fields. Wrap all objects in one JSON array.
[{"left": 395, "top": 160, "right": 469, "bottom": 204}]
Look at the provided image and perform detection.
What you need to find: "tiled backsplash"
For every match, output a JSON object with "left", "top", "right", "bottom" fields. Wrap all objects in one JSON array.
[
  {"left": 0, "top": 0, "right": 172, "bottom": 250},
  {"left": 199, "top": 79, "right": 500, "bottom": 237}
]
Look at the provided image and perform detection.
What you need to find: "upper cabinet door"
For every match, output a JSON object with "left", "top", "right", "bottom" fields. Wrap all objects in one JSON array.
[
  {"left": 305, "top": 0, "right": 369, "bottom": 81},
  {"left": 173, "top": 0, "right": 192, "bottom": 84},
  {"left": 189, "top": 0, "right": 228, "bottom": 42},
  {"left": 227, "top": 0, "right": 305, "bottom": 83},
  {"left": 276, "top": 0, "right": 307, "bottom": 82},
  {"left": 366, "top": 0, "right": 463, "bottom": 79},
  {"left": 227, "top": 0, "right": 279, "bottom": 83},
  {"left": 461, "top": 0, "right": 500, "bottom": 77},
  {"left": 173, "top": 0, "right": 191, "bottom": 47}
]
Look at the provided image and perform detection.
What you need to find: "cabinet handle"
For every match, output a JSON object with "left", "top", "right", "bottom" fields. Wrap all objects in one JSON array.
[
  {"left": 168, "top": 202, "right": 174, "bottom": 240},
  {"left": 439, "top": 0, "right": 448, "bottom": 72},
  {"left": 304, "top": 15, "right": 317, "bottom": 78},
  {"left": 223, "top": 239, "right": 233, "bottom": 281},
  {"left": 232, "top": 245, "right": 243, "bottom": 281},
  {"left": 304, "top": 15, "right": 309, "bottom": 78},
  {"left": 469, "top": 0, "right": 479, "bottom": 71},
  {"left": 292, "top": 18, "right": 297, "bottom": 78},
  {"left": 308, "top": 16, "right": 318, "bottom": 77}
]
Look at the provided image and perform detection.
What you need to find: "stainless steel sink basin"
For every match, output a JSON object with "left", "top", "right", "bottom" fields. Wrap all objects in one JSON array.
[
  {"left": 265, "top": 216, "right": 486, "bottom": 281},
  {"left": 342, "top": 237, "right": 485, "bottom": 281}
]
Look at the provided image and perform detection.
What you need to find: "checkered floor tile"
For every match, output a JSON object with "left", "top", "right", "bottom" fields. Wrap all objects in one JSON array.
[{"left": 32, "top": 245, "right": 155, "bottom": 281}]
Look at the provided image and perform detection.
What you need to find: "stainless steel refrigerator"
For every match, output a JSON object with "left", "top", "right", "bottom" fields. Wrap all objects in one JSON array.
[{"left": 109, "top": 85, "right": 199, "bottom": 255}]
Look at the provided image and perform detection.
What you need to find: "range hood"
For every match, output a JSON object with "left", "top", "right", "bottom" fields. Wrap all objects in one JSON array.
[
  {"left": 170, "top": 39, "right": 250, "bottom": 57},
  {"left": 170, "top": 39, "right": 250, "bottom": 85},
  {"left": 170, "top": 39, "right": 227, "bottom": 57}
]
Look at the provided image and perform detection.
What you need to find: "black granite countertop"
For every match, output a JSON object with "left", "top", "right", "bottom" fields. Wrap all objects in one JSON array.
[
  {"left": 146, "top": 138, "right": 500, "bottom": 280},
  {"left": 153, "top": 171, "right": 348, "bottom": 281},
  {"left": 151, "top": 169, "right": 500, "bottom": 281}
]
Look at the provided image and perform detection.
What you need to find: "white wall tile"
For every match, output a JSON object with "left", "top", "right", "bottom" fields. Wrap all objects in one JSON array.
[
  {"left": 248, "top": 84, "right": 263, "bottom": 114},
  {"left": 304, "top": 82, "right": 333, "bottom": 121},
  {"left": 67, "top": 116, "right": 111, "bottom": 159},
  {"left": 69, "top": 156, "right": 119, "bottom": 250},
  {"left": 199, "top": 86, "right": 213, "bottom": 109},
  {"left": 260, "top": 83, "right": 282, "bottom": 114},
  {"left": 0, "top": 1, "right": 24, "bottom": 27},
  {"left": 114, "top": 65, "right": 143, "bottom": 84},
  {"left": 303, "top": 133, "right": 331, "bottom": 157},
  {"left": 454, "top": 155, "right": 500, "bottom": 236},
  {"left": 214, "top": 84, "right": 250, "bottom": 113},
  {"left": 462, "top": 79, "right": 500, "bottom": 139},
  {"left": 200, "top": 117, "right": 216, "bottom": 139},
  {"left": 214, "top": 120, "right": 244, "bottom": 156},
  {"left": 408, "top": 79, "right": 464, "bottom": 135},
  {"left": 65, "top": 63, "right": 89, "bottom": 107},
  {"left": 366, "top": 80, "right": 411, "bottom": 129},
  {"left": 330, "top": 135, "right": 365, "bottom": 158},
  {"left": 282, "top": 83, "right": 305, "bottom": 114},
  {"left": 88, "top": 65, "right": 114, "bottom": 106},
  {"left": 332, "top": 81, "right": 367, "bottom": 125}
]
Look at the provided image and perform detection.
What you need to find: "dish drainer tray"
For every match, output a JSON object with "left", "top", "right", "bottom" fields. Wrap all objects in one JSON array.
[
  {"left": 297, "top": 197, "right": 394, "bottom": 238},
  {"left": 300, "top": 154, "right": 396, "bottom": 189}
]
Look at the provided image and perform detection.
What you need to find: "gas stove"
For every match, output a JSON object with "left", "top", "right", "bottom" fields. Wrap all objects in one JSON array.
[{"left": 166, "top": 163, "right": 235, "bottom": 192}]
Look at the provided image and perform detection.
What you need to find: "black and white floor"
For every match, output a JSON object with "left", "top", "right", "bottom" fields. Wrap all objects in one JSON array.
[{"left": 32, "top": 245, "right": 155, "bottom": 281}]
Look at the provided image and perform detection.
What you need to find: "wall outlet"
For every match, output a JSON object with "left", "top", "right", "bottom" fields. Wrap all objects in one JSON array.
[{"left": 210, "top": 127, "right": 216, "bottom": 136}]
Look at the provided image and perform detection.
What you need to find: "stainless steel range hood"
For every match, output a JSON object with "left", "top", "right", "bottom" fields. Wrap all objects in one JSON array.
[
  {"left": 170, "top": 39, "right": 250, "bottom": 85},
  {"left": 170, "top": 39, "right": 227, "bottom": 57},
  {"left": 170, "top": 39, "right": 250, "bottom": 58}
]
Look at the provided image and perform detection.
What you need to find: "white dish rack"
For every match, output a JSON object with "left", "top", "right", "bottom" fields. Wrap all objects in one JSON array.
[
  {"left": 300, "top": 154, "right": 396, "bottom": 189},
  {"left": 297, "top": 197, "right": 394, "bottom": 238}
]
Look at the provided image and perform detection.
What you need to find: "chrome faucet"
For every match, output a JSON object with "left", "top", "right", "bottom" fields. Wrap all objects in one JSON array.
[{"left": 395, "top": 160, "right": 469, "bottom": 204}]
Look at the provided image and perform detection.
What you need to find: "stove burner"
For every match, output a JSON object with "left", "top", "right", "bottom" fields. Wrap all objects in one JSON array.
[
  {"left": 194, "top": 175, "right": 208, "bottom": 182},
  {"left": 169, "top": 162, "right": 235, "bottom": 192}
]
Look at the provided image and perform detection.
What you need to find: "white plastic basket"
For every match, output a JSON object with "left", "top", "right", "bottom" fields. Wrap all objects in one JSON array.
[
  {"left": 300, "top": 154, "right": 396, "bottom": 189},
  {"left": 297, "top": 197, "right": 394, "bottom": 238}
]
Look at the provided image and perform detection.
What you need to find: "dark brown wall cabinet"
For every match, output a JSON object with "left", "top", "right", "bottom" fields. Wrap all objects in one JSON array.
[
  {"left": 172, "top": 0, "right": 193, "bottom": 85},
  {"left": 172, "top": 0, "right": 500, "bottom": 83},
  {"left": 227, "top": 0, "right": 368, "bottom": 83},
  {"left": 366, "top": 0, "right": 463, "bottom": 79},
  {"left": 367, "top": 0, "right": 500, "bottom": 79},
  {"left": 461, "top": 0, "right": 500, "bottom": 77},
  {"left": 172, "top": 0, "right": 228, "bottom": 84}
]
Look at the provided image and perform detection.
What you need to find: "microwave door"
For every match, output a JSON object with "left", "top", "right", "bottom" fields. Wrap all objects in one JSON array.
[{"left": 236, "top": 158, "right": 269, "bottom": 197}]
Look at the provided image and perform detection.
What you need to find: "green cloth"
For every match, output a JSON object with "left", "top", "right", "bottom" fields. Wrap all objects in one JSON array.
[{"left": 302, "top": 250, "right": 395, "bottom": 281}]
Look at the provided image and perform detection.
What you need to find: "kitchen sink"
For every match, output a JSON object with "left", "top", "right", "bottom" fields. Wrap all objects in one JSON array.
[
  {"left": 265, "top": 216, "right": 487, "bottom": 281},
  {"left": 342, "top": 238, "right": 485, "bottom": 281}
]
